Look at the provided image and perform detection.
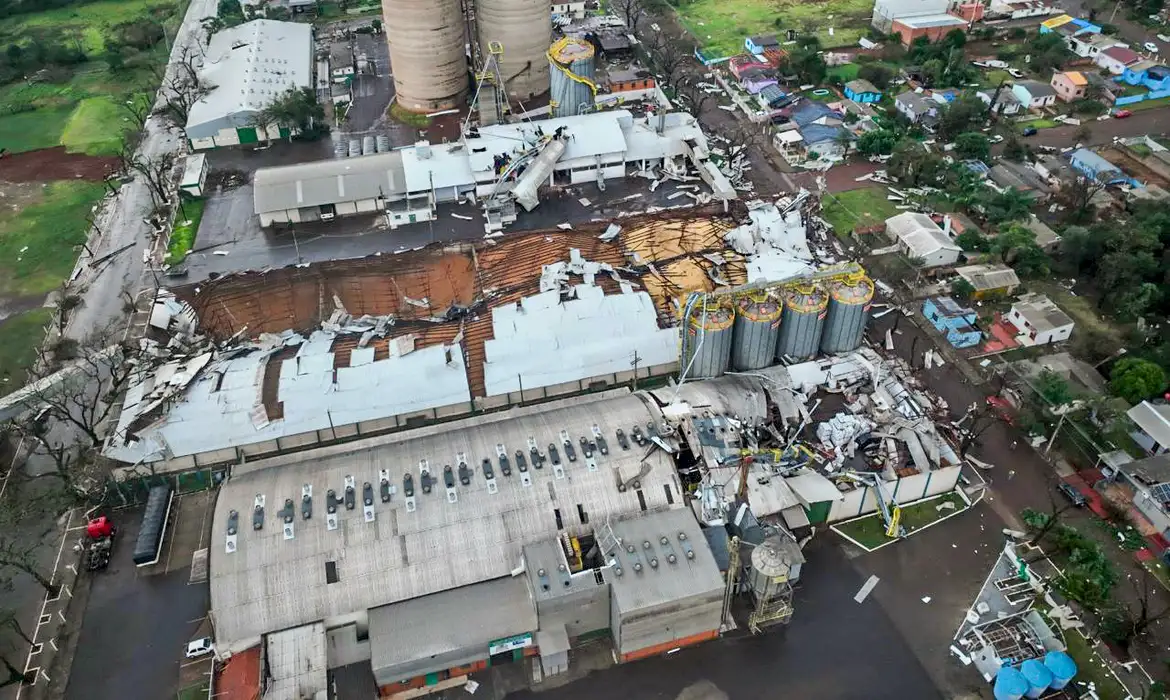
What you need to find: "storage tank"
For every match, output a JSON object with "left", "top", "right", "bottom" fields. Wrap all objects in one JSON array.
[
  {"left": 1019, "top": 659, "right": 1053, "bottom": 699},
  {"left": 993, "top": 666, "right": 1029, "bottom": 700},
  {"left": 382, "top": 0, "right": 468, "bottom": 112},
  {"left": 362, "top": 135, "right": 376, "bottom": 155},
  {"left": 732, "top": 292, "right": 782, "bottom": 371},
  {"left": 748, "top": 535, "right": 797, "bottom": 601},
  {"left": 776, "top": 283, "right": 827, "bottom": 361},
  {"left": 821, "top": 276, "right": 874, "bottom": 354},
  {"left": 1043, "top": 651, "right": 1076, "bottom": 690},
  {"left": 683, "top": 296, "right": 734, "bottom": 379},
  {"left": 548, "top": 37, "right": 596, "bottom": 118},
  {"left": 477, "top": 0, "right": 551, "bottom": 101}
]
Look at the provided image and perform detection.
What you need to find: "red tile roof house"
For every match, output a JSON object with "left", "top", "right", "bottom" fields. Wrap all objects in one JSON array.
[{"left": 1096, "top": 45, "right": 1141, "bottom": 75}]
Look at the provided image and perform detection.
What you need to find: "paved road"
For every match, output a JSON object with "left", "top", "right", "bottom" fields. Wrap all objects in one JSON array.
[
  {"left": 1024, "top": 107, "right": 1168, "bottom": 149},
  {"left": 66, "top": 0, "right": 218, "bottom": 342}
]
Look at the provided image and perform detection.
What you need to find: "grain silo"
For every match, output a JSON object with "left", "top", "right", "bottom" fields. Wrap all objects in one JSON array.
[
  {"left": 477, "top": 0, "right": 551, "bottom": 101},
  {"left": 548, "top": 37, "right": 597, "bottom": 118},
  {"left": 731, "top": 292, "right": 782, "bottom": 371},
  {"left": 776, "top": 283, "right": 827, "bottom": 361},
  {"left": 820, "top": 276, "right": 874, "bottom": 354},
  {"left": 382, "top": 0, "right": 468, "bottom": 112},
  {"left": 683, "top": 296, "right": 734, "bottom": 379}
]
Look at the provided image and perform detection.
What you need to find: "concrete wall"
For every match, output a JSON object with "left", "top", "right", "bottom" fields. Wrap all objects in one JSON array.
[
  {"left": 327, "top": 623, "right": 371, "bottom": 668},
  {"left": 474, "top": 361, "right": 676, "bottom": 412},
  {"left": 825, "top": 465, "right": 962, "bottom": 523},
  {"left": 614, "top": 592, "right": 722, "bottom": 658},
  {"left": 534, "top": 575, "right": 611, "bottom": 639}
]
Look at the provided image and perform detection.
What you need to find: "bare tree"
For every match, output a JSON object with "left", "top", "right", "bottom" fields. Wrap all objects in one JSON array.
[
  {"left": 119, "top": 144, "right": 178, "bottom": 208},
  {"left": 1058, "top": 174, "right": 1108, "bottom": 224},
  {"left": 674, "top": 74, "right": 715, "bottom": 116},
  {"left": 610, "top": 0, "right": 645, "bottom": 31},
  {"left": 0, "top": 529, "right": 59, "bottom": 597},
  {"left": 642, "top": 29, "right": 692, "bottom": 91},
  {"left": 1100, "top": 569, "right": 1170, "bottom": 652},
  {"left": 4, "top": 425, "right": 103, "bottom": 504},
  {"left": 152, "top": 45, "right": 213, "bottom": 132}
]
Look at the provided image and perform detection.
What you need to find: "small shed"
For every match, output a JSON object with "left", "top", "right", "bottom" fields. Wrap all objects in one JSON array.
[
  {"left": 745, "top": 34, "right": 780, "bottom": 55},
  {"left": 954, "top": 263, "right": 1020, "bottom": 299},
  {"left": 179, "top": 153, "right": 209, "bottom": 198},
  {"left": 843, "top": 78, "right": 882, "bottom": 103},
  {"left": 1006, "top": 293, "right": 1074, "bottom": 346},
  {"left": 884, "top": 212, "right": 961, "bottom": 268},
  {"left": 923, "top": 296, "right": 982, "bottom": 348}
]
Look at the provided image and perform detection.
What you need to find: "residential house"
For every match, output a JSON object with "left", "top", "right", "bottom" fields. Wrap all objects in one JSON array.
[
  {"left": 922, "top": 296, "right": 983, "bottom": 348},
  {"left": 884, "top": 212, "right": 961, "bottom": 268},
  {"left": 1040, "top": 14, "right": 1101, "bottom": 37},
  {"left": 1005, "top": 293, "right": 1074, "bottom": 346},
  {"left": 872, "top": 0, "right": 949, "bottom": 32},
  {"left": 954, "top": 263, "right": 1021, "bottom": 299},
  {"left": 788, "top": 101, "right": 852, "bottom": 160},
  {"left": 600, "top": 68, "right": 656, "bottom": 96},
  {"left": 894, "top": 90, "right": 940, "bottom": 126},
  {"left": 977, "top": 88, "right": 1023, "bottom": 115},
  {"left": 1011, "top": 80, "right": 1058, "bottom": 109},
  {"left": 843, "top": 78, "right": 882, "bottom": 103},
  {"left": 1051, "top": 71, "right": 1089, "bottom": 102},
  {"left": 988, "top": 0, "right": 1057, "bottom": 19},
  {"left": 891, "top": 14, "right": 971, "bottom": 47},
  {"left": 772, "top": 130, "right": 806, "bottom": 162},
  {"left": 758, "top": 85, "right": 791, "bottom": 110},
  {"left": 1111, "top": 454, "right": 1170, "bottom": 542},
  {"left": 1121, "top": 61, "right": 1170, "bottom": 91},
  {"left": 1020, "top": 215, "right": 1061, "bottom": 251},
  {"left": 728, "top": 54, "right": 765, "bottom": 80},
  {"left": 738, "top": 66, "right": 778, "bottom": 94},
  {"left": 1096, "top": 45, "right": 1142, "bottom": 75},
  {"left": 551, "top": 0, "right": 587, "bottom": 19},
  {"left": 945, "top": 211, "right": 982, "bottom": 236},
  {"left": 1033, "top": 155, "right": 1075, "bottom": 185},
  {"left": 1067, "top": 33, "right": 1122, "bottom": 59},
  {"left": 1069, "top": 148, "right": 1130, "bottom": 185},
  {"left": 745, "top": 35, "right": 780, "bottom": 55},
  {"left": 989, "top": 161, "right": 1052, "bottom": 201},
  {"left": 597, "top": 33, "right": 633, "bottom": 59},
  {"left": 330, "top": 42, "right": 355, "bottom": 83},
  {"left": 1127, "top": 402, "right": 1170, "bottom": 455}
]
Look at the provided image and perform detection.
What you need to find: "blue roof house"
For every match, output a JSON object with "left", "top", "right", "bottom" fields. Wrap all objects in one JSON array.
[
  {"left": 1120, "top": 60, "right": 1170, "bottom": 90},
  {"left": 923, "top": 296, "right": 982, "bottom": 348},
  {"left": 1069, "top": 148, "right": 1133, "bottom": 185},
  {"left": 843, "top": 78, "right": 882, "bottom": 103},
  {"left": 789, "top": 101, "right": 851, "bottom": 159}
]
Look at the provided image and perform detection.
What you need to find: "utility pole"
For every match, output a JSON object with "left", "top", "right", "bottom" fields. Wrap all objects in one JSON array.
[
  {"left": 631, "top": 351, "right": 641, "bottom": 391},
  {"left": 1045, "top": 407, "right": 1069, "bottom": 456}
]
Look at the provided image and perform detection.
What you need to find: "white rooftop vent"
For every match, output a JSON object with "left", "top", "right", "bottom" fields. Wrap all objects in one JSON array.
[{"left": 415, "top": 141, "right": 432, "bottom": 159}]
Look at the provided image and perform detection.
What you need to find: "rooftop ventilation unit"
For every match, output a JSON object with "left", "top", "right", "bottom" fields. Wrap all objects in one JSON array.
[
  {"left": 326, "top": 489, "right": 340, "bottom": 531},
  {"left": 592, "top": 426, "right": 609, "bottom": 455},
  {"left": 280, "top": 499, "right": 295, "bottom": 540},
  {"left": 420, "top": 460, "right": 432, "bottom": 495},
  {"left": 496, "top": 445, "right": 511, "bottom": 477},
  {"left": 404, "top": 473, "right": 416, "bottom": 513},
  {"left": 252, "top": 495, "right": 265, "bottom": 531},
  {"left": 560, "top": 431, "right": 577, "bottom": 462},
  {"left": 615, "top": 429, "right": 629, "bottom": 450},
  {"left": 363, "top": 482, "right": 375, "bottom": 522},
  {"left": 301, "top": 484, "right": 312, "bottom": 520},
  {"left": 482, "top": 459, "right": 498, "bottom": 495},
  {"left": 443, "top": 465, "right": 457, "bottom": 503},
  {"left": 344, "top": 476, "right": 357, "bottom": 511},
  {"left": 226, "top": 510, "right": 239, "bottom": 554},
  {"left": 379, "top": 470, "right": 393, "bottom": 503}
]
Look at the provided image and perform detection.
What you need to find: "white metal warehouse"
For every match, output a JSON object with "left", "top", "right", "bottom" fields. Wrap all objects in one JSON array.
[{"left": 185, "top": 20, "right": 315, "bottom": 150}]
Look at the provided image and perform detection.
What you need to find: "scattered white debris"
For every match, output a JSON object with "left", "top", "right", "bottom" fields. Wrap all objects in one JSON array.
[
  {"left": 598, "top": 223, "right": 622, "bottom": 242},
  {"left": 922, "top": 596, "right": 932, "bottom": 604},
  {"left": 451, "top": 213, "right": 473, "bottom": 221},
  {"left": 556, "top": 223, "right": 573, "bottom": 230},
  {"left": 213, "top": 250, "right": 229, "bottom": 256},
  {"left": 936, "top": 501, "right": 956, "bottom": 512},
  {"left": 578, "top": 197, "right": 592, "bottom": 207},
  {"left": 464, "top": 680, "right": 479, "bottom": 694},
  {"left": 855, "top": 575, "right": 880, "bottom": 603},
  {"left": 950, "top": 645, "right": 971, "bottom": 665}
]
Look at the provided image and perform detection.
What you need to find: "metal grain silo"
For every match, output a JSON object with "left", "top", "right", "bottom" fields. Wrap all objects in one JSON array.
[
  {"left": 477, "top": 0, "right": 551, "bottom": 101},
  {"left": 776, "top": 283, "right": 827, "bottom": 361},
  {"left": 548, "top": 37, "right": 596, "bottom": 118},
  {"left": 382, "top": 0, "right": 468, "bottom": 112},
  {"left": 820, "top": 276, "right": 874, "bottom": 354},
  {"left": 732, "top": 292, "right": 782, "bottom": 371},
  {"left": 684, "top": 296, "right": 734, "bottom": 379}
]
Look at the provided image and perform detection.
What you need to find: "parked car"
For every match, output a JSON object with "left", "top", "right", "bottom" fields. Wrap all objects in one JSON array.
[
  {"left": 1022, "top": 126, "right": 1038, "bottom": 136},
  {"left": 1057, "top": 482, "right": 1087, "bottom": 507},
  {"left": 1007, "top": 68, "right": 1025, "bottom": 78},
  {"left": 1113, "top": 109, "right": 1133, "bottom": 118},
  {"left": 185, "top": 638, "right": 214, "bottom": 659},
  {"left": 1144, "top": 41, "right": 1160, "bottom": 53}
]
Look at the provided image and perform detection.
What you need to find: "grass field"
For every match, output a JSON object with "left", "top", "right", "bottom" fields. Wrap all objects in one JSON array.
[
  {"left": 835, "top": 492, "right": 966, "bottom": 550},
  {"left": 1057, "top": 630, "right": 1130, "bottom": 700},
  {"left": 60, "top": 96, "right": 130, "bottom": 155},
  {"left": 166, "top": 197, "right": 206, "bottom": 264},
  {"left": 822, "top": 186, "right": 900, "bottom": 236},
  {"left": 0, "top": 0, "right": 177, "bottom": 53},
  {"left": 0, "top": 180, "right": 107, "bottom": 297},
  {"left": 827, "top": 63, "right": 860, "bottom": 82},
  {"left": 675, "top": 0, "right": 871, "bottom": 57},
  {"left": 175, "top": 681, "right": 210, "bottom": 700},
  {"left": 0, "top": 307, "right": 52, "bottom": 396},
  {"left": 1127, "top": 95, "right": 1170, "bottom": 111}
]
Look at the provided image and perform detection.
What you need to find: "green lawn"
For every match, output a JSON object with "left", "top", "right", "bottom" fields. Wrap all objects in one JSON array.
[
  {"left": 0, "top": 181, "right": 107, "bottom": 297},
  {"left": 1058, "top": 630, "right": 1130, "bottom": 700},
  {"left": 1127, "top": 95, "right": 1170, "bottom": 112},
  {"left": 0, "top": 0, "right": 178, "bottom": 53},
  {"left": 1028, "top": 280, "right": 1123, "bottom": 346},
  {"left": 675, "top": 0, "right": 872, "bottom": 57},
  {"left": 175, "top": 681, "right": 210, "bottom": 700},
  {"left": 60, "top": 96, "right": 130, "bottom": 155},
  {"left": 822, "top": 186, "right": 900, "bottom": 237},
  {"left": 980, "top": 69, "right": 1011, "bottom": 88},
  {"left": 165, "top": 197, "right": 206, "bottom": 264},
  {"left": 0, "top": 106, "right": 73, "bottom": 153},
  {"left": 828, "top": 63, "right": 861, "bottom": 82},
  {"left": 0, "top": 308, "right": 51, "bottom": 397},
  {"left": 835, "top": 492, "right": 967, "bottom": 550},
  {"left": 1018, "top": 117, "right": 1061, "bottom": 129}
]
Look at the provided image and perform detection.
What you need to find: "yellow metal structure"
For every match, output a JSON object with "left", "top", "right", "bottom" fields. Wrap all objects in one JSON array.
[
  {"left": 547, "top": 36, "right": 597, "bottom": 112},
  {"left": 885, "top": 505, "right": 902, "bottom": 538}
]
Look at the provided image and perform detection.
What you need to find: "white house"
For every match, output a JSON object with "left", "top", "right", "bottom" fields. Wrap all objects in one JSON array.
[
  {"left": 551, "top": 0, "right": 587, "bottom": 19},
  {"left": 1068, "top": 33, "right": 1122, "bottom": 59},
  {"left": 884, "top": 212, "right": 961, "bottom": 268},
  {"left": 1006, "top": 293, "right": 1074, "bottom": 346},
  {"left": 1010, "top": 80, "right": 1058, "bottom": 109},
  {"left": 894, "top": 91, "right": 940, "bottom": 125},
  {"left": 872, "top": 0, "right": 949, "bottom": 32},
  {"left": 1097, "top": 45, "right": 1142, "bottom": 75},
  {"left": 977, "top": 88, "right": 1023, "bottom": 115},
  {"left": 989, "top": 0, "right": 1057, "bottom": 19},
  {"left": 1127, "top": 402, "right": 1170, "bottom": 455}
]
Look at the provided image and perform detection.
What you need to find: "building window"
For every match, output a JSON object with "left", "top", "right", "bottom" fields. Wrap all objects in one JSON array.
[{"left": 326, "top": 560, "right": 339, "bottom": 584}]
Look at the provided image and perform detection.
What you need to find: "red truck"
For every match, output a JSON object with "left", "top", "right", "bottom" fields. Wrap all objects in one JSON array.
[{"left": 84, "top": 516, "right": 117, "bottom": 572}]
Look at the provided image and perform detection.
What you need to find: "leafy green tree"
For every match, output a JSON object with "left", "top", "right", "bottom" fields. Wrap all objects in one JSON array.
[
  {"left": 254, "top": 87, "right": 326, "bottom": 138},
  {"left": 956, "top": 229, "right": 989, "bottom": 253},
  {"left": 936, "top": 93, "right": 988, "bottom": 141},
  {"left": 1109, "top": 358, "right": 1167, "bottom": 404},
  {"left": 857, "top": 128, "right": 898, "bottom": 156},
  {"left": 980, "top": 188, "right": 1033, "bottom": 225},
  {"left": 1002, "top": 134, "right": 1028, "bottom": 162},
  {"left": 950, "top": 278, "right": 976, "bottom": 301},
  {"left": 1035, "top": 368, "right": 1074, "bottom": 407},
  {"left": 784, "top": 35, "right": 827, "bottom": 85},
  {"left": 888, "top": 138, "right": 943, "bottom": 185},
  {"left": 857, "top": 63, "right": 893, "bottom": 89},
  {"left": 953, "top": 131, "right": 990, "bottom": 161}
]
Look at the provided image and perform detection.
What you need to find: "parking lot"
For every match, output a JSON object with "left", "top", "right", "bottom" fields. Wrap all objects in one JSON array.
[{"left": 64, "top": 491, "right": 215, "bottom": 700}]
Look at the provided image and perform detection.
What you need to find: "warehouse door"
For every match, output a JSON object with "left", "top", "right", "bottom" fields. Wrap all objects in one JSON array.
[
  {"left": 489, "top": 649, "right": 520, "bottom": 666},
  {"left": 805, "top": 501, "right": 832, "bottom": 525},
  {"left": 237, "top": 127, "right": 259, "bottom": 144}
]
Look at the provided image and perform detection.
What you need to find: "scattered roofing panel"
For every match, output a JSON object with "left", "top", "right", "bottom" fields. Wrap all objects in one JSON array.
[
  {"left": 215, "top": 646, "right": 262, "bottom": 700},
  {"left": 955, "top": 263, "right": 1020, "bottom": 291},
  {"left": 209, "top": 391, "right": 682, "bottom": 647},
  {"left": 466, "top": 111, "right": 630, "bottom": 174}
]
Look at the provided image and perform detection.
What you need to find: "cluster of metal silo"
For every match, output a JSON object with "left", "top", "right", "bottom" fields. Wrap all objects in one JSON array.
[
  {"left": 477, "top": 0, "right": 551, "bottom": 100},
  {"left": 820, "top": 276, "right": 874, "bottom": 354},
  {"left": 683, "top": 296, "right": 735, "bottom": 379},
  {"left": 381, "top": 0, "right": 469, "bottom": 112},
  {"left": 548, "top": 37, "right": 596, "bottom": 118},
  {"left": 776, "top": 283, "right": 829, "bottom": 361},
  {"left": 731, "top": 292, "right": 782, "bottom": 371}
]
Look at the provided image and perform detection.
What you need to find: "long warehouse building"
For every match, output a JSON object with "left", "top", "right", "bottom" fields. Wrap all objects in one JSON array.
[{"left": 210, "top": 389, "right": 725, "bottom": 696}]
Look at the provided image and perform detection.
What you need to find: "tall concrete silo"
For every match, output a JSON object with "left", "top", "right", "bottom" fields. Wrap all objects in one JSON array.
[
  {"left": 383, "top": 0, "right": 469, "bottom": 113},
  {"left": 683, "top": 296, "right": 734, "bottom": 379},
  {"left": 776, "top": 283, "right": 827, "bottom": 361},
  {"left": 820, "top": 276, "right": 874, "bottom": 354},
  {"left": 477, "top": 0, "right": 551, "bottom": 101},
  {"left": 548, "top": 37, "right": 596, "bottom": 118},
  {"left": 731, "top": 292, "right": 782, "bottom": 371}
]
